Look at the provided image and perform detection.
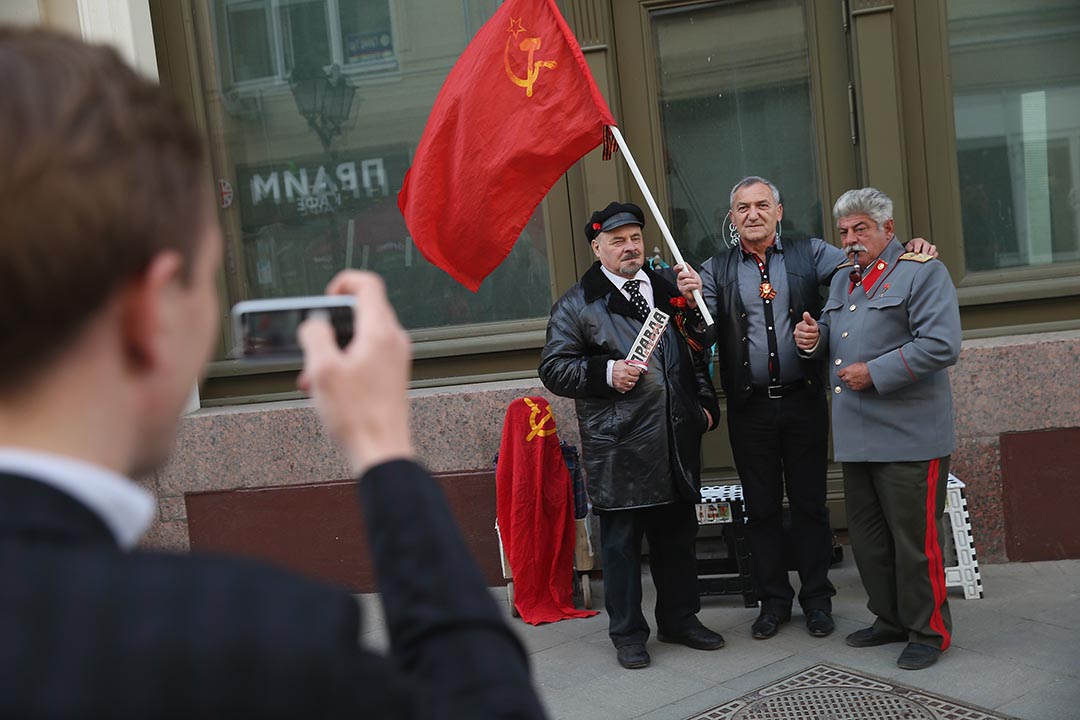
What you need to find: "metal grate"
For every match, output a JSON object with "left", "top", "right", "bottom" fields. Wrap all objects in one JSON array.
[{"left": 688, "top": 664, "right": 1016, "bottom": 720}]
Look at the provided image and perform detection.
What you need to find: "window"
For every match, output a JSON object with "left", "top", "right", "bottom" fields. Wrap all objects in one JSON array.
[
  {"left": 279, "top": 0, "right": 332, "bottom": 76},
  {"left": 650, "top": 0, "right": 823, "bottom": 269},
  {"left": 197, "top": 0, "right": 555, "bottom": 344},
  {"left": 339, "top": 1, "right": 394, "bottom": 68},
  {"left": 217, "top": 0, "right": 398, "bottom": 88},
  {"left": 234, "top": 149, "right": 553, "bottom": 330},
  {"left": 948, "top": 0, "right": 1080, "bottom": 273},
  {"left": 224, "top": 2, "right": 275, "bottom": 82}
]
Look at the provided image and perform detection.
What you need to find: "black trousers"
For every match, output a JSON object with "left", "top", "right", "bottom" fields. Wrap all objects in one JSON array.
[
  {"left": 597, "top": 502, "right": 701, "bottom": 648},
  {"left": 727, "top": 389, "right": 835, "bottom": 615}
]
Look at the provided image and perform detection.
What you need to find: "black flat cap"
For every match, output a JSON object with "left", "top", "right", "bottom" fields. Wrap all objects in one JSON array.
[{"left": 585, "top": 201, "right": 645, "bottom": 242}]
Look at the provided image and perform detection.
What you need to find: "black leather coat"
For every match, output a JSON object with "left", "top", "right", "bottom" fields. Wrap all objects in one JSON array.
[{"left": 539, "top": 262, "right": 720, "bottom": 510}]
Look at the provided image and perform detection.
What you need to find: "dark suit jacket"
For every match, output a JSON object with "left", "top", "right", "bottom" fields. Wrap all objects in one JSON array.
[{"left": 0, "top": 460, "right": 546, "bottom": 719}]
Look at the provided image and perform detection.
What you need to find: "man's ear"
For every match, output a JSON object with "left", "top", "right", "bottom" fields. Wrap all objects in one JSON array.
[
  {"left": 776, "top": 203, "right": 784, "bottom": 222},
  {"left": 592, "top": 239, "right": 601, "bottom": 258},
  {"left": 119, "top": 251, "right": 185, "bottom": 373},
  {"left": 884, "top": 218, "right": 895, "bottom": 236}
]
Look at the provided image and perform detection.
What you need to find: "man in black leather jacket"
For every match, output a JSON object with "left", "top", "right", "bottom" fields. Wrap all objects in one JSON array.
[{"left": 539, "top": 202, "right": 722, "bottom": 670}]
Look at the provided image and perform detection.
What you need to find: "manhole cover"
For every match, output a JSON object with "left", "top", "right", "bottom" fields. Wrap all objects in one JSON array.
[
  {"left": 689, "top": 664, "right": 1016, "bottom": 720},
  {"left": 731, "top": 687, "right": 935, "bottom": 719}
]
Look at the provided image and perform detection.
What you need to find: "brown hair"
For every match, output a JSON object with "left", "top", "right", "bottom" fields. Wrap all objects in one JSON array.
[{"left": 0, "top": 28, "right": 207, "bottom": 391}]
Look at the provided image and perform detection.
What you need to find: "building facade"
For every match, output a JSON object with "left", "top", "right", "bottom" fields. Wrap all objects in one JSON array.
[{"left": 5, "top": 0, "right": 1079, "bottom": 582}]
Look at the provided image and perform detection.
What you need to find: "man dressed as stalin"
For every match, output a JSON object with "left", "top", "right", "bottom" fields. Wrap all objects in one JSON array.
[{"left": 795, "top": 187, "right": 962, "bottom": 671}]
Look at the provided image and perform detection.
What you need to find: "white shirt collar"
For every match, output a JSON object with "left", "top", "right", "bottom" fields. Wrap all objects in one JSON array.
[
  {"left": 600, "top": 266, "right": 651, "bottom": 294},
  {"left": 0, "top": 448, "right": 156, "bottom": 550}
]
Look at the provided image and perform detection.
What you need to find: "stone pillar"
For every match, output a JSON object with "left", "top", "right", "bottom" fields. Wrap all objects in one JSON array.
[{"left": 75, "top": 0, "right": 158, "bottom": 79}]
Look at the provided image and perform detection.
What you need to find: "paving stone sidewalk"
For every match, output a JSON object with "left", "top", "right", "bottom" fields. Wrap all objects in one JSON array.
[{"left": 358, "top": 552, "right": 1080, "bottom": 720}]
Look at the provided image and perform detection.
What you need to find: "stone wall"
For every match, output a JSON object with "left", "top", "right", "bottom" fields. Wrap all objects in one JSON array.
[
  {"left": 143, "top": 330, "right": 1080, "bottom": 566},
  {"left": 948, "top": 330, "right": 1080, "bottom": 561}
]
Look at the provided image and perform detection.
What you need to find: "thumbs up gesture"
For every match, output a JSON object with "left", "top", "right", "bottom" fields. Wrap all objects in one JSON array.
[{"left": 793, "top": 311, "right": 820, "bottom": 352}]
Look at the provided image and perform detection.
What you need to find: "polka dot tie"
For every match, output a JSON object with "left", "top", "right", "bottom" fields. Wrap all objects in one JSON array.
[{"left": 623, "top": 279, "right": 651, "bottom": 321}]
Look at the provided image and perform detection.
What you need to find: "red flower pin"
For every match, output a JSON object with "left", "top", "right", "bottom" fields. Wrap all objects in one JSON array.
[{"left": 669, "top": 296, "right": 687, "bottom": 309}]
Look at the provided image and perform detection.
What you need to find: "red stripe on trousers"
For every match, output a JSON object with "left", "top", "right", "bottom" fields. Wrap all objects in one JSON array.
[{"left": 924, "top": 458, "right": 951, "bottom": 650}]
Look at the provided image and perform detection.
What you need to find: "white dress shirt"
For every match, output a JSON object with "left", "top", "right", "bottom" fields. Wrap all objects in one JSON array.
[
  {"left": 0, "top": 448, "right": 156, "bottom": 550},
  {"left": 599, "top": 267, "right": 654, "bottom": 386}
]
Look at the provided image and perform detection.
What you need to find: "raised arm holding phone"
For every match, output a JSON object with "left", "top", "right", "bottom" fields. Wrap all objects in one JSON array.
[{"left": 0, "top": 27, "right": 545, "bottom": 718}]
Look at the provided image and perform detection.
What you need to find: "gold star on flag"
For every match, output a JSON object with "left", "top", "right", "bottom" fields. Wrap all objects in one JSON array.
[{"left": 508, "top": 17, "right": 525, "bottom": 38}]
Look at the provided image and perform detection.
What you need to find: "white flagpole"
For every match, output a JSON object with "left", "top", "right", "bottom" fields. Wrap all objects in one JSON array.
[{"left": 608, "top": 125, "right": 714, "bottom": 326}]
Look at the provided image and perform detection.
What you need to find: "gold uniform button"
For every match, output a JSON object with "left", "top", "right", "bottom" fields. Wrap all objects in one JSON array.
[
  {"left": 834, "top": 386, "right": 842, "bottom": 394},
  {"left": 849, "top": 304, "right": 857, "bottom": 311},
  {"left": 841, "top": 331, "right": 849, "bottom": 338},
  {"left": 834, "top": 358, "right": 842, "bottom": 366}
]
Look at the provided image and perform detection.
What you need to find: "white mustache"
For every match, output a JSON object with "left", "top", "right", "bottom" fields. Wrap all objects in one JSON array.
[{"left": 846, "top": 243, "right": 868, "bottom": 255}]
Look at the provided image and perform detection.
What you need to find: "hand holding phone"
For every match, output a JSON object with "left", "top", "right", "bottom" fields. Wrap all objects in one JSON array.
[
  {"left": 296, "top": 271, "right": 414, "bottom": 476},
  {"left": 231, "top": 295, "right": 355, "bottom": 361}
]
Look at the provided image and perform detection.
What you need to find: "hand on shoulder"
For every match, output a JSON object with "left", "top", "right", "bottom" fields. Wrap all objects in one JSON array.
[{"left": 905, "top": 237, "right": 938, "bottom": 258}]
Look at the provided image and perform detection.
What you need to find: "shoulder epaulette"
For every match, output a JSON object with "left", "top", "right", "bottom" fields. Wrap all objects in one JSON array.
[{"left": 898, "top": 252, "right": 934, "bottom": 263}]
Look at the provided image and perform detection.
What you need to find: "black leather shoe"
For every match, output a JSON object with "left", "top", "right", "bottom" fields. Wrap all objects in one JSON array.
[
  {"left": 897, "top": 642, "right": 942, "bottom": 670},
  {"left": 616, "top": 644, "right": 650, "bottom": 669},
  {"left": 805, "top": 609, "right": 835, "bottom": 637},
  {"left": 751, "top": 612, "right": 789, "bottom": 639},
  {"left": 657, "top": 625, "right": 725, "bottom": 651},
  {"left": 845, "top": 626, "right": 908, "bottom": 648}
]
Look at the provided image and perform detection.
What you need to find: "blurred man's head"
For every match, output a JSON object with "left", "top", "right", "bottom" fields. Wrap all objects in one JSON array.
[{"left": 0, "top": 28, "right": 221, "bottom": 474}]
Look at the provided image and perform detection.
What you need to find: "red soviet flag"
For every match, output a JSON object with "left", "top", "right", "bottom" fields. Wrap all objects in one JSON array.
[{"left": 397, "top": 0, "right": 615, "bottom": 291}]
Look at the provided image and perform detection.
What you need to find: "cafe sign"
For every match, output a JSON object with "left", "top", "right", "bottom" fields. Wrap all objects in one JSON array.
[{"left": 236, "top": 147, "right": 410, "bottom": 229}]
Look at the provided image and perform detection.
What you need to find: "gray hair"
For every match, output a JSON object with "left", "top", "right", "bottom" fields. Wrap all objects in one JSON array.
[
  {"left": 729, "top": 176, "right": 781, "bottom": 209},
  {"left": 832, "top": 187, "right": 893, "bottom": 228}
]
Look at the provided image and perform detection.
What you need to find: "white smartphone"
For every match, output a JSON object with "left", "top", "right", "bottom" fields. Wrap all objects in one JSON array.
[{"left": 230, "top": 295, "right": 355, "bottom": 361}]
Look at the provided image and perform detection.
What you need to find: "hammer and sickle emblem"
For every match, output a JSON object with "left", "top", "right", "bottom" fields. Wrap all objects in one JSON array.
[
  {"left": 504, "top": 18, "right": 557, "bottom": 98},
  {"left": 523, "top": 397, "right": 557, "bottom": 441}
]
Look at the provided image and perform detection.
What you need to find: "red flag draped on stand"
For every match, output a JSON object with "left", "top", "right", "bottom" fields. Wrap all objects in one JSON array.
[
  {"left": 496, "top": 397, "right": 597, "bottom": 624},
  {"left": 398, "top": 0, "right": 615, "bottom": 291}
]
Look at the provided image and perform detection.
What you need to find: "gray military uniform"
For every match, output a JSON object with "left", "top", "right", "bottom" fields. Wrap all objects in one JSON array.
[
  {"left": 806, "top": 236, "right": 962, "bottom": 650},
  {"left": 816, "top": 238, "right": 961, "bottom": 462}
]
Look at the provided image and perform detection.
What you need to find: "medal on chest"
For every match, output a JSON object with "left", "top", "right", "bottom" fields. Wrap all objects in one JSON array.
[{"left": 759, "top": 281, "right": 776, "bottom": 300}]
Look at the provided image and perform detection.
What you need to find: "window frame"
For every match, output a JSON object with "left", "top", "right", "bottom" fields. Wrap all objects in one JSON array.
[
  {"left": 903, "top": 0, "right": 1080, "bottom": 317},
  {"left": 221, "top": 0, "right": 278, "bottom": 86},
  {"left": 215, "top": 0, "right": 401, "bottom": 94}
]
